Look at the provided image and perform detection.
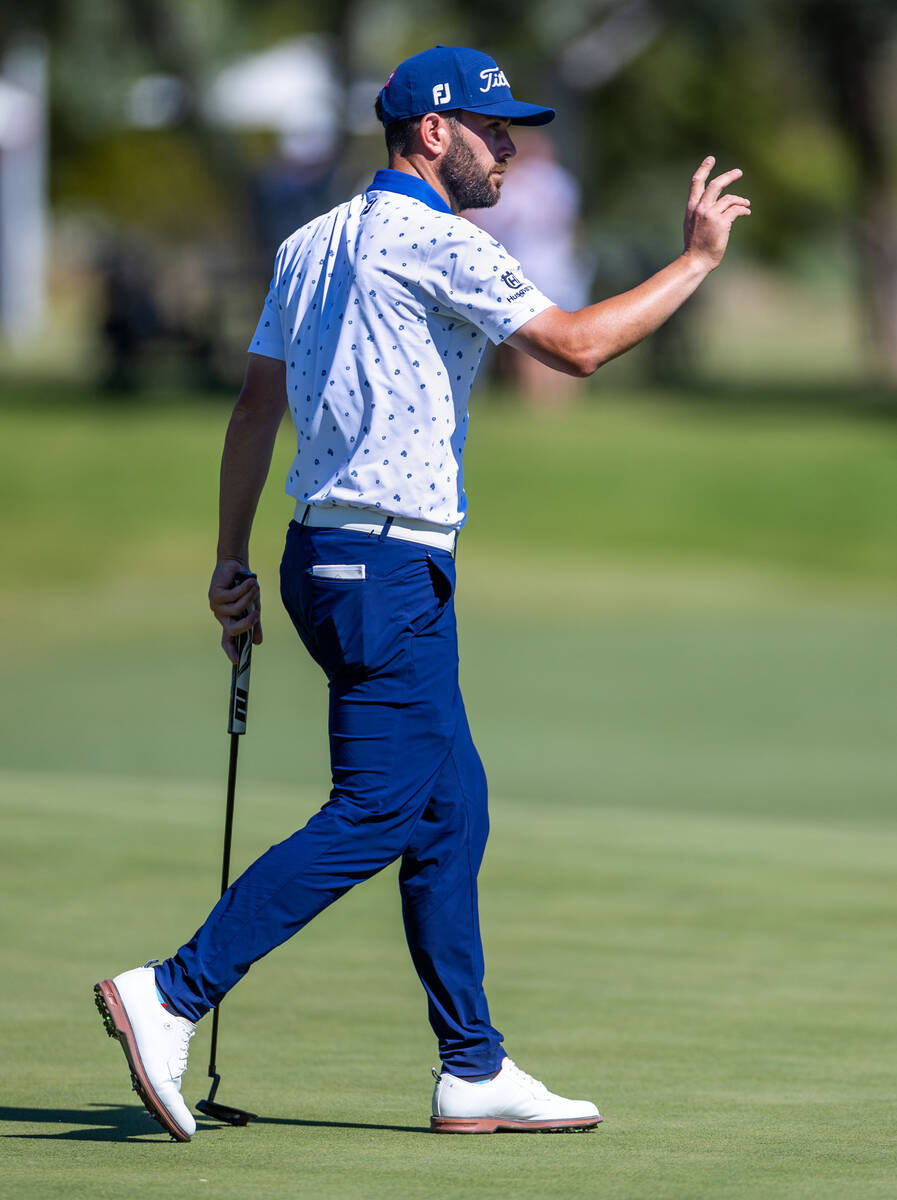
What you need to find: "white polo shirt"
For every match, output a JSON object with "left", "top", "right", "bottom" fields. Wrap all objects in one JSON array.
[{"left": 249, "top": 169, "right": 554, "bottom": 528}]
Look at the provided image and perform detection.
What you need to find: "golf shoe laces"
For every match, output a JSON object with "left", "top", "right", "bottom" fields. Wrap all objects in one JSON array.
[
  {"left": 503, "top": 1059, "right": 551, "bottom": 1098},
  {"left": 162, "top": 1016, "right": 194, "bottom": 1080}
]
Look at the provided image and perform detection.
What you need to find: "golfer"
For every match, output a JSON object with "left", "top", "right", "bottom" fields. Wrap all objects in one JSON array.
[{"left": 95, "top": 44, "right": 749, "bottom": 1142}]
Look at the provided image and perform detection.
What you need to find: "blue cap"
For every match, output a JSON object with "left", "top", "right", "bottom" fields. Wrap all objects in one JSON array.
[{"left": 378, "top": 46, "right": 555, "bottom": 127}]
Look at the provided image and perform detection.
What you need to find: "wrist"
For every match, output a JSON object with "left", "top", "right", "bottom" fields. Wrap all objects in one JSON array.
[{"left": 680, "top": 248, "right": 717, "bottom": 277}]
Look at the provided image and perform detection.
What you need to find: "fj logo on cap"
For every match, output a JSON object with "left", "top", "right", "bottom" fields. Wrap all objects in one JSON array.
[
  {"left": 479, "top": 67, "right": 509, "bottom": 93},
  {"left": 433, "top": 82, "right": 452, "bottom": 105}
]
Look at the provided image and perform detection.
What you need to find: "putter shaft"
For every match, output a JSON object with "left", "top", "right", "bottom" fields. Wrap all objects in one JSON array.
[{"left": 197, "top": 572, "right": 256, "bottom": 1124}]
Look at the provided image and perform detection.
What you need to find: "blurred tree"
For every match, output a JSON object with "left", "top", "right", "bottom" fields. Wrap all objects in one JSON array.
[
  {"left": 3, "top": 0, "right": 896, "bottom": 384},
  {"left": 794, "top": 0, "right": 897, "bottom": 379},
  {"left": 542, "top": 0, "right": 897, "bottom": 382},
  {"left": 122, "top": 0, "right": 254, "bottom": 234}
]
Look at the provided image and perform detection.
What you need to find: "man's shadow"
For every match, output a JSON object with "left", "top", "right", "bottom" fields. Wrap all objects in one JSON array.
[
  {"left": 1, "top": 1103, "right": 173, "bottom": 1143},
  {"left": 0, "top": 1104, "right": 425, "bottom": 1142}
]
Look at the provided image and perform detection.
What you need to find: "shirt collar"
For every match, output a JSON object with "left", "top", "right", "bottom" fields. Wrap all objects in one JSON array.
[{"left": 367, "top": 168, "right": 453, "bottom": 215}]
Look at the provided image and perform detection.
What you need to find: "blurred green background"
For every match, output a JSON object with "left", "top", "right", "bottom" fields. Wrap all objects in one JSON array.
[{"left": 2, "top": 3, "right": 896, "bottom": 1198}]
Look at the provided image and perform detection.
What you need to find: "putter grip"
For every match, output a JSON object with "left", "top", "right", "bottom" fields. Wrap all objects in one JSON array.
[{"left": 227, "top": 570, "right": 256, "bottom": 735}]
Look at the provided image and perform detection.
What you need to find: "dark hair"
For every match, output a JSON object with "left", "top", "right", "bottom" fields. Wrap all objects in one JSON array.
[{"left": 374, "top": 94, "right": 461, "bottom": 156}]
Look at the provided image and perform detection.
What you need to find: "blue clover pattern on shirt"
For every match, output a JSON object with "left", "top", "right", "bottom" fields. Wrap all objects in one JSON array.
[{"left": 249, "top": 172, "right": 554, "bottom": 528}]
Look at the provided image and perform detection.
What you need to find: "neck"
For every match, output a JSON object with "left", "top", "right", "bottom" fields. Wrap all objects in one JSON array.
[{"left": 386, "top": 154, "right": 458, "bottom": 213}]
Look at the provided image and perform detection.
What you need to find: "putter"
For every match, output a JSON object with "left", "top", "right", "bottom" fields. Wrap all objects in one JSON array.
[{"left": 196, "top": 570, "right": 259, "bottom": 1127}]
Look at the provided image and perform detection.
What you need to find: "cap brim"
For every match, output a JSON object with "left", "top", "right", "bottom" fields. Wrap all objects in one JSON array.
[{"left": 464, "top": 99, "right": 556, "bottom": 126}]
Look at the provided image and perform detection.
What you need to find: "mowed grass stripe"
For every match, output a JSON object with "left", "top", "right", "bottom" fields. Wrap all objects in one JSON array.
[
  {"left": 4, "top": 394, "right": 897, "bottom": 591},
  {"left": 2, "top": 772, "right": 896, "bottom": 1198},
  {"left": 3, "top": 391, "right": 895, "bottom": 1195},
  {"left": 4, "top": 599, "right": 893, "bottom": 829}
]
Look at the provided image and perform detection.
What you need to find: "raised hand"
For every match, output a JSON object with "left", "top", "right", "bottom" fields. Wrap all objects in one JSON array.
[{"left": 683, "top": 156, "right": 751, "bottom": 271}]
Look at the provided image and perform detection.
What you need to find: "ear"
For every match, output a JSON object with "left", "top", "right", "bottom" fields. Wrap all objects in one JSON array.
[{"left": 417, "top": 112, "right": 453, "bottom": 158}]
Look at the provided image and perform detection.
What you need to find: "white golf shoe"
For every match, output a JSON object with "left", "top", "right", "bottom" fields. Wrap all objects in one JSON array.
[
  {"left": 94, "top": 966, "right": 196, "bottom": 1141},
  {"left": 431, "top": 1056, "right": 602, "bottom": 1133}
]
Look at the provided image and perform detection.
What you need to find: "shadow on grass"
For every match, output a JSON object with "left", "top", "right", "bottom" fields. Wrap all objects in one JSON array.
[
  {"left": 248, "top": 1115, "right": 426, "bottom": 1135},
  {"left": 0, "top": 1103, "right": 176, "bottom": 1142},
  {"left": 0, "top": 1103, "right": 426, "bottom": 1141}
]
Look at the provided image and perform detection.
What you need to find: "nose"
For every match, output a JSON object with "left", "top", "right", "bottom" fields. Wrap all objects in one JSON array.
[{"left": 499, "top": 131, "right": 517, "bottom": 161}]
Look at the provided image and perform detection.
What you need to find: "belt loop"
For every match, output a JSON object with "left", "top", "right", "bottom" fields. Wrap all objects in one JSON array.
[
  {"left": 300, "top": 505, "right": 311, "bottom": 526},
  {"left": 378, "top": 516, "right": 394, "bottom": 543}
]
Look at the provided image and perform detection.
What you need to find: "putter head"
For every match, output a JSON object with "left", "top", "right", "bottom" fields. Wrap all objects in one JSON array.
[{"left": 196, "top": 1098, "right": 257, "bottom": 1126}]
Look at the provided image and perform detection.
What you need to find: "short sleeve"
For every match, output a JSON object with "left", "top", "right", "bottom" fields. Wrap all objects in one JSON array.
[
  {"left": 247, "top": 284, "right": 286, "bottom": 361},
  {"left": 419, "top": 223, "right": 555, "bottom": 345}
]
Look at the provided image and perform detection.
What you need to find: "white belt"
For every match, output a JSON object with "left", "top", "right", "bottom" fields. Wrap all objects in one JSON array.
[{"left": 295, "top": 502, "right": 458, "bottom": 553}]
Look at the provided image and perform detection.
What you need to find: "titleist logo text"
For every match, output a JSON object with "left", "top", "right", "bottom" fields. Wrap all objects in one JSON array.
[{"left": 479, "top": 67, "right": 509, "bottom": 93}]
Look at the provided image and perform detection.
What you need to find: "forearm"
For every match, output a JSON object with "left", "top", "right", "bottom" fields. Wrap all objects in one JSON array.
[
  {"left": 509, "top": 157, "right": 749, "bottom": 378},
  {"left": 569, "top": 252, "right": 710, "bottom": 373},
  {"left": 511, "top": 252, "right": 710, "bottom": 377},
  {"left": 215, "top": 355, "right": 288, "bottom": 562},
  {"left": 217, "top": 400, "right": 282, "bottom": 562}
]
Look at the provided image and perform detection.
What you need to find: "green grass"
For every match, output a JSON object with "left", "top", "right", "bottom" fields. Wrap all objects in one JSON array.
[
  {"left": 3, "top": 777, "right": 896, "bottom": 1198},
  {"left": 4, "top": 388, "right": 897, "bottom": 598},
  {"left": 2, "top": 390, "right": 896, "bottom": 1196}
]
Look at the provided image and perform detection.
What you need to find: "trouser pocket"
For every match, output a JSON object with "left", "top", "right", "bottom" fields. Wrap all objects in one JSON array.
[
  {"left": 292, "top": 569, "right": 368, "bottom": 681},
  {"left": 280, "top": 524, "right": 456, "bottom": 685}
]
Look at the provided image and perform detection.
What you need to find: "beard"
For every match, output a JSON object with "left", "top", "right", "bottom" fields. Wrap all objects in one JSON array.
[{"left": 438, "top": 124, "right": 503, "bottom": 211}]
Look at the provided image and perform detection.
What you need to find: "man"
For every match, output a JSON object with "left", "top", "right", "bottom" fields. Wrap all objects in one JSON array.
[{"left": 95, "top": 45, "right": 749, "bottom": 1142}]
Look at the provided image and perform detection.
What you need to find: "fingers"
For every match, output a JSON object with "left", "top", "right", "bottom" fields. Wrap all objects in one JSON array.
[
  {"left": 209, "top": 567, "right": 261, "bottom": 661},
  {"left": 701, "top": 167, "right": 744, "bottom": 208},
  {"left": 687, "top": 156, "right": 715, "bottom": 209},
  {"left": 221, "top": 612, "right": 262, "bottom": 663},
  {"left": 221, "top": 630, "right": 239, "bottom": 665},
  {"left": 718, "top": 193, "right": 749, "bottom": 207},
  {"left": 214, "top": 608, "right": 260, "bottom": 651},
  {"left": 219, "top": 607, "right": 260, "bottom": 638},
  {"left": 683, "top": 166, "right": 751, "bottom": 268},
  {"left": 688, "top": 158, "right": 747, "bottom": 211},
  {"left": 212, "top": 588, "right": 258, "bottom": 620},
  {"left": 209, "top": 576, "right": 259, "bottom": 623},
  {"left": 210, "top": 573, "right": 258, "bottom": 610},
  {"left": 723, "top": 203, "right": 752, "bottom": 224},
  {"left": 714, "top": 193, "right": 752, "bottom": 227}
]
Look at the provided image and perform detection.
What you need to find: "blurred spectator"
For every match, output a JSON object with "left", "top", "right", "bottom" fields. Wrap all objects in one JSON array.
[
  {"left": 251, "top": 129, "right": 339, "bottom": 254},
  {"left": 467, "top": 130, "right": 591, "bottom": 404},
  {"left": 97, "top": 244, "right": 160, "bottom": 392},
  {"left": 97, "top": 240, "right": 240, "bottom": 393}
]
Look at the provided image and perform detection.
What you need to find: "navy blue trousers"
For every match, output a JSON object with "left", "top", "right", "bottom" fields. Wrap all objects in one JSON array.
[{"left": 154, "top": 522, "right": 505, "bottom": 1077}]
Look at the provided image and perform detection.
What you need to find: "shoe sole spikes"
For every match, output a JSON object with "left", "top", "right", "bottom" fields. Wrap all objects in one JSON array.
[{"left": 94, "top": 979, "right": 192, "bottom": 1142}]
